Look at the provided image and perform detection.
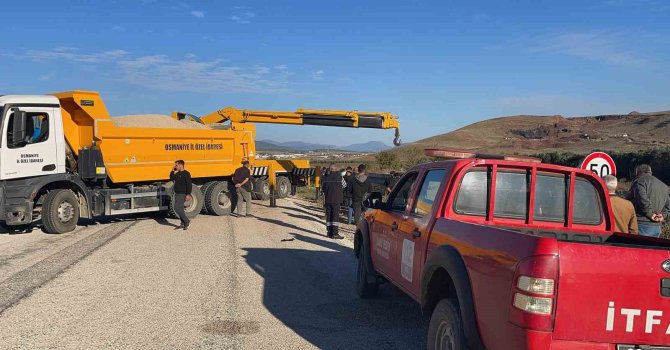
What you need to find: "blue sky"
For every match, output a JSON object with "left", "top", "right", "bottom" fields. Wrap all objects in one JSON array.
[{"left": 1, "top": 0, "right": 669, "bottom": 145}]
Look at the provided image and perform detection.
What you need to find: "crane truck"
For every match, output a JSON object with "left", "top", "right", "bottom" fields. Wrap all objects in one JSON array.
[
  {"left": 0, "top": 91, "right": 400, "bottom": 234},
  {"left": 171, "top": 105, "right": 402, "bottom": 200}
]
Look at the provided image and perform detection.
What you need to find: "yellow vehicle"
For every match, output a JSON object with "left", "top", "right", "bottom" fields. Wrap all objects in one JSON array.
[
  {"left": 172, "top": 106, "right": 402, "bottom": 200},
  {"left": 0, "top": 91, "right": 400, "bottom": 233}
]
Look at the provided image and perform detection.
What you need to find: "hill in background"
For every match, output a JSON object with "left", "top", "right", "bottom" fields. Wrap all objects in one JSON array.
[{"left": 387, "top": 110, "right": 670, "bottom": 163}]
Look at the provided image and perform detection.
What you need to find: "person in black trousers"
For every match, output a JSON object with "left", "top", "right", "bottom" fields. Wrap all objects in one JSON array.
[
  {"left": 233, "top": 160, "right": 253, "bottom": 217},
  {"left": 290, "top": 174, "right": 299, "bottom": 196},
  {"left": 322, "top": 164, "right": 344, "bottom": 239},
  {"left": 347, "top": 164, "right": 372, "bottom": 225},
  {"left": 170, "top": 160, "right": 192, "bottom": 230}
]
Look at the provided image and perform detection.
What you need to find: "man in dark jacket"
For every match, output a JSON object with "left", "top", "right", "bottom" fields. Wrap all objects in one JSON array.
[
  {"left": 233, "top": 160, "right": 253, "bottom": 217},
  {"left": 322, "top": 164, "right": 344, "bottom": 239},
  {"left": 347, "top": 164, "right": 372, "bottom": 225},
  {"left": 627, "top": 164, "right": 670, "bottom": 237},
  {"left": 169, "top": 160, "right": 192, "bottom": 230}
]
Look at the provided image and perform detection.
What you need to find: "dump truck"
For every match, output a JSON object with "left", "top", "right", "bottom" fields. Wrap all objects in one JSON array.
[{"left": 0, "top": 91, "right": 400, "bottom": 233}]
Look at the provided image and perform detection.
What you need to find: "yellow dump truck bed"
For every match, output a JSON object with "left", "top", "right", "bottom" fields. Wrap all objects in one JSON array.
[{"left": 53, "top": 91, "right": 305, "bottom": 184}]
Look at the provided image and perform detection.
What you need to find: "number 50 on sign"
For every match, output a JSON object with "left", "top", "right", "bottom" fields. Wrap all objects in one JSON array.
[{"left": 580, "top": 152, "right": 617, "bottom": 178}]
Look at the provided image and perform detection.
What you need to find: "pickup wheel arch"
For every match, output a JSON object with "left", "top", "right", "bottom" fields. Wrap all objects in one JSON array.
[{"left": 421, "top": 245, "right": 485, "bottom": 350}]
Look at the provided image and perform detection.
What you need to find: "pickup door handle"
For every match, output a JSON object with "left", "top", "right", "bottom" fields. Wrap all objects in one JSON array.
[
  {"left": 391, "top": 222, "right": 398, "bottom": 231},
  {"left": 412, "top": 229, "right": 421, "bottom": 239}
]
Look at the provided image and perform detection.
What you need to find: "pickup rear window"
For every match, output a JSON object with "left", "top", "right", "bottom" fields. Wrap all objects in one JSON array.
[
  {"left": 494, "top": 171, "right": 528, "bottom": 219},
  {"left": 453, "top": 170, "right": 487, "bottom": 216},
  {"left": 572, "top": 177, "right": 603, "bottom": 225},
  {"left": 534, "top": 174, "right": 566, "bottom": 222},
  {"left": 454, "top": 168, "right": 604, "bottom": 226}
]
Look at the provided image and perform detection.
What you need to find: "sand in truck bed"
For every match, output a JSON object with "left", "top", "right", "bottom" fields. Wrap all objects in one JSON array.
[{"left": 111, "top": 114, "right": 211, "bottom": 129}]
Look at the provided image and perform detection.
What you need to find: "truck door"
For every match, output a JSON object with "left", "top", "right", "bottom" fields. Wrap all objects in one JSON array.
[
  {"left": 395, "top": 168, "right": 447, "bottom": 298},
  {"left": 1, "top": 107, "right": 59, "bottom": 180},
  {"left": 371, "top": 171, "right": 419, "bottom": 280}
]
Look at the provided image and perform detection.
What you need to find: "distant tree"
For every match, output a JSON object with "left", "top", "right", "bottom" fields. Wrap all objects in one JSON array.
[{"left": 375, "top": 151, "right": 400, "bottom": 170}]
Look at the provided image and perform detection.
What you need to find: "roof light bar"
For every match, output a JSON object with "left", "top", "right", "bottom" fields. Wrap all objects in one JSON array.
[{"left": 424, "top": 148, "right": 542, "bottom": 163}]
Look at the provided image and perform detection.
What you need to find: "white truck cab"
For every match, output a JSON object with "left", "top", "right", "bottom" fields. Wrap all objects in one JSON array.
[{"left": 0, "top": 95, "right": 66, "bottom": 180}]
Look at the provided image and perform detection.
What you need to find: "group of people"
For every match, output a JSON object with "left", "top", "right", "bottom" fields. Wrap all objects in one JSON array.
[
  {"left": 606, "top": 164, "right": 670, "bottom": 238},
  {"left": 169, "top": 160, "right": 255, "bottom": 230},
  {"left": 321, "top": 164, "right": 373, "bottom": 239}
]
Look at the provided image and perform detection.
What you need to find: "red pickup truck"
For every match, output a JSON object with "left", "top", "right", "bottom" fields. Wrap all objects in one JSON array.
[{"left": 354, "top": 152, "right": 670, "bottom": 350}]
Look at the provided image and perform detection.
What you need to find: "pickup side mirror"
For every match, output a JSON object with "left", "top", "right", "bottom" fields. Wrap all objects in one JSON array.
[
  {"left": 10, "top": 108, "right": 28, "bottom": 147},
  {"left": 364, "top": 191, "right": 385, "bottom": 209}
]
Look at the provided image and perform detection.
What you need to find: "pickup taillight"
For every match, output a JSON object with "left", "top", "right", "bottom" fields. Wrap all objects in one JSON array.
[{"left": 509, "top": 255, "right": 559, "bottom": 331}]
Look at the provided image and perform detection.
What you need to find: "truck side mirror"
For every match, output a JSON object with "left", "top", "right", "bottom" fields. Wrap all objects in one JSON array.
[
  {"left": 364, "top": 192, "right": 385, "bottom": 209},
  {"left": 10, "top": 108, "right": 28, "bottom": 147}
]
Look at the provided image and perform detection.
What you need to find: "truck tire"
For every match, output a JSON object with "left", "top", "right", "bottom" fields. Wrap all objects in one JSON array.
[
  {"left": 199, "top": 182, "right": 218, "bottom": 214},
  {"left": 276, "top": 177, "right": 291, "bottom": 198},
  {"left": 427, "top": 299, "right": 467, "bottom": 350},
  {"left": 253, "top": 178, "right": 270, "bottom": 201},
  {"left": 169, "top": 186, "right": 204, "bottom": 219},
  {"left": 42, "top": 189, "right": 80, "bottom": 234},
  {"left": 205, "top": 181, "right": 232, "bottom": 216},
  {"left": 356, "top": 247, "right": 379, "bottom": 298}
]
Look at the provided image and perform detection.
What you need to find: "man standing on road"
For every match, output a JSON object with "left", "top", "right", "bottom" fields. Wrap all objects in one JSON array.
[
  {"left": 322, "top": 164, "right": 344, "bottom": 239},
  {"left": 347, "top": 164, "right": 372, "bottom": 225},
  {"left": 627, "top": 164, "right": 670, "bottom": 237},
  {"left": 604, "top": 175, "right": 638, "bottom": 234},
  {"left": 170, "top": 160, "right": 192, "bottom": 230},
  {"left": 290, "top": 174, "right": 299, "bottom": 197},
  {"left": 233, "top": 160, "right": 253, "bottom": 217}
]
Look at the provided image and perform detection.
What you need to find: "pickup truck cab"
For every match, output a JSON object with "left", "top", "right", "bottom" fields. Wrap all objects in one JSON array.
[{"left": 354, "top": 153, "right": 670, "bottom": 350}]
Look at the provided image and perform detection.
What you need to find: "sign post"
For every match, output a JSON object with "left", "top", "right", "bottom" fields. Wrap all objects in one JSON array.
[{"left": 580, "top": 152, "right": 616, "bottom": 178}]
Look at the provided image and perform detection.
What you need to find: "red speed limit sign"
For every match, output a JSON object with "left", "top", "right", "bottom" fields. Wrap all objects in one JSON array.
[{"left": 580, "top": 152, "right": 616, "bottom": 178}]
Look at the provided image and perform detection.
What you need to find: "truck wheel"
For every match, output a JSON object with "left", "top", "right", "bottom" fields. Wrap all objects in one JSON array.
[
  {"left": 169, "top": 186, "right": 204, "bottom": 219},
  {"left": 427, "top": 299, "right": 467, "bottom": 350},
  {"left": 205, "top": 181, "right": 232, "bottom": 216},
  {"left": 276, "top": 177, "right": 291, "bottom": 198},
  {"left": 199, "top": 182, "right": 217, "bottom": 214},
  {"left": 253, "top": 178, "right": 270, "bottom": 201},
  {"left": 42, "top": 189, "right": 80, "bottom": 234},
  {"left": 356, "top": 247, "right": 379, "bottom": 298}
]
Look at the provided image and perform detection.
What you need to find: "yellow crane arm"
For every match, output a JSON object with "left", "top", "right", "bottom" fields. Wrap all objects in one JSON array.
[{"left": 177, "top": 107, "right": 402, "bottom": 146}]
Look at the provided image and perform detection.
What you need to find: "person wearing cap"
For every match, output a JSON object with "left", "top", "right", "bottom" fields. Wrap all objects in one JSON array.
[
  {"left": 233, "top": 160, "right": 253, "bottom": 217},
  {"left": 603, "top": 175, "right": 638, "bottom": 234}
]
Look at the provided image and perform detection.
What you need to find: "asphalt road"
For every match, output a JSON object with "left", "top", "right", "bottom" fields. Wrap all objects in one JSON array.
[{"left": 0, "top": 198, "right": 425, "bottom": 349}]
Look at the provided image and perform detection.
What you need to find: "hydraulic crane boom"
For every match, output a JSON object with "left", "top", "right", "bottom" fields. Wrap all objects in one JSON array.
[{"left": 174, "top": 107, "right": 402, "bottom": 146}]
